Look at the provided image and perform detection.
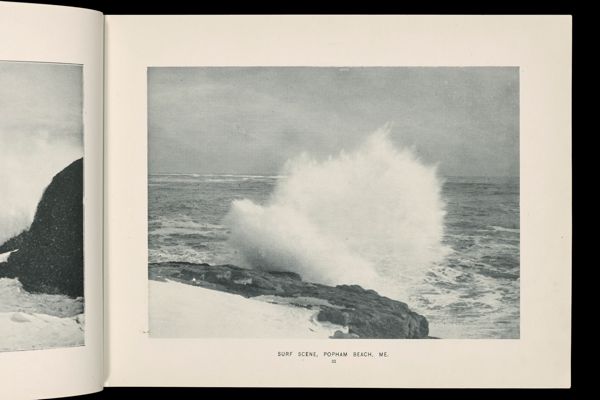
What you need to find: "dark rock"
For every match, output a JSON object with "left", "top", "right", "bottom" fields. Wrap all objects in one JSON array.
[
  {"left": 0, "top": 230, "right": 27, "bottom": 254},
  {"left": 250, "top": 276, "right": 283, "bottom": 292},
  {"left": 337, "top": 284, "right": 367, "bottom": 293},
  {"left": 149, "top": 261, "right": 430, "bottom": 339},
  {"left": 331, "top": 330, "right": 360, "bottom": 339},
  {"left": 317, "top": 308, "right": 350, "bottom": 326},
  {"left": 0, "top": 158, "right": 83, "bottom": 298},
  {"left": 267, "top": 270, "right": 302, "bottom": 281}
]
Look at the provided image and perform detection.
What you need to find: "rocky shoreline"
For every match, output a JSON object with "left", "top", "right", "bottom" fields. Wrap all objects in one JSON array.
[
  {"left": 0, "top": 158, "right": 83, "bottom": 298},
  {"left": 149, "top": 261, "right": 430, "bottom": 339}
]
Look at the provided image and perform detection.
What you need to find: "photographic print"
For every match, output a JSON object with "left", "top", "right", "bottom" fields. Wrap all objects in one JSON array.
[
  {"left": 0, "top": 61, "right": 84, "bottom": 351},
  {"left": 148, "top": 67, "right": 519, "bottom": 339}
]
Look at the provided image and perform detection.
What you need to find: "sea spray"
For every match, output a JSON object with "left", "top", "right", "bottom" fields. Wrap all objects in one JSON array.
[
  {"left": 225, "top": 126, "right": 447, "bottom": 299},
  {"left": 0, "top": 131, "right": 80, "bottom": 244}
]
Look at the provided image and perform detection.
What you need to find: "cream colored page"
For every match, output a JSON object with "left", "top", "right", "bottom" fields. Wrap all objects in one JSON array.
[
  {"left": 105, "top": 15, "right": 571, "bottom": 387},
  {"left": 0, "top": 2, "right": 104, "bottom": 399}
]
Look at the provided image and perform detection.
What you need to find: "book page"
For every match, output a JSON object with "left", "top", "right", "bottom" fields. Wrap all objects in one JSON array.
[
  {"left": 104, "top": 15, "right": 571, "bottom": 387},
  {"left": 0, "top": 2, "right": 104, "bottom": 398}
]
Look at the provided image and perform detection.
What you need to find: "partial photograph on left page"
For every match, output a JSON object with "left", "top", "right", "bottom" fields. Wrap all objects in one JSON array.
[{"left": 0, "top": 61, "right": 84, "bottom": 352}]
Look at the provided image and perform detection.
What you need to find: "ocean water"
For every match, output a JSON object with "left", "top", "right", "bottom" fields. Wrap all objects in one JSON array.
[{"left": 148, "top": 172, "right": 519, "bottom": 339}]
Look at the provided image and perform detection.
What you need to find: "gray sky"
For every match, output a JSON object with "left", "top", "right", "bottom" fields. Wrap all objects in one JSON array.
[
  {"left": 148, "top": 67, "right": 518, "bottom": 177},
  {"left": 0, "top": 62, "right": 83, "bottom": 147}
]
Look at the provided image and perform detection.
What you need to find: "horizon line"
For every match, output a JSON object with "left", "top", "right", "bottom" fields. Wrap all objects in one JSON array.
[{"left": 149, "top": 172, "right": 520, "bottom": 178}]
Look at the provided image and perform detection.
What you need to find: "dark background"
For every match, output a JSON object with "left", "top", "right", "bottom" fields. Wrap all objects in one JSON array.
[
  {"left": 0, "top": 0, "right": 579, "bottom": 14},
  {"left": 3, "top": 0, "right": 578, "bottom": 398}
]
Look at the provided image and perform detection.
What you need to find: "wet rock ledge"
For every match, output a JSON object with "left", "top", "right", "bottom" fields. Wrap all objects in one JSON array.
[{"left": 149, "top": 262, "right": 430, "bottom": 339}]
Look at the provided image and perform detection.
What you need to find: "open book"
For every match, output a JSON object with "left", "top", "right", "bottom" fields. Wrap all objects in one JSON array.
[{"left": 0, "top": 2, "right": 572, "bottom": 398}]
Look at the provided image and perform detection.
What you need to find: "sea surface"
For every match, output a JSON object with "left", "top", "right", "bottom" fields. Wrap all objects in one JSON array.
[{"left": 148, "top": 174, "right": 519, "bottom": 339}]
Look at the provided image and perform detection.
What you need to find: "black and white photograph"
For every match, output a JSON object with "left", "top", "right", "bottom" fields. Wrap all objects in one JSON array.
[
  {"left": 148, "top": 67, "right": 519, "bottom": 339},
  {"left": 0, "top": 61, "right": 84, "bottom": 351}
]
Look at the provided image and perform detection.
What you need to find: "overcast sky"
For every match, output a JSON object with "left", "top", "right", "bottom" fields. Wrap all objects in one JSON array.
[
  {"left": 148, "top": 67, "right": 518, "bottom": 177},
  {"left": 0, "top": 62, "right": 83, "bottom": 148}
]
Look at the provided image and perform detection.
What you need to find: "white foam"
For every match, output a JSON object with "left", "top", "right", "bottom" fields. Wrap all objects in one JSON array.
[
  {"left": 0, "top": 312, "right": 84, "bottom": 352},
  {"left": 0, "top": 249, "right": 17, "bottom": 264},
  {"left": 225, "top": 126, "right": 447, "bottom": 299},
  {"left": 0, "top": 278, "right": 84, "bottom": 352},
  {"left": 0, "top": 131, "right": 81, "bottom": 244},
  {"left": 490, "top": 225, "right": 519, "bottom": 233},
  {"left": 0, "top": 278, "right": 83, "bottom": 318}
]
